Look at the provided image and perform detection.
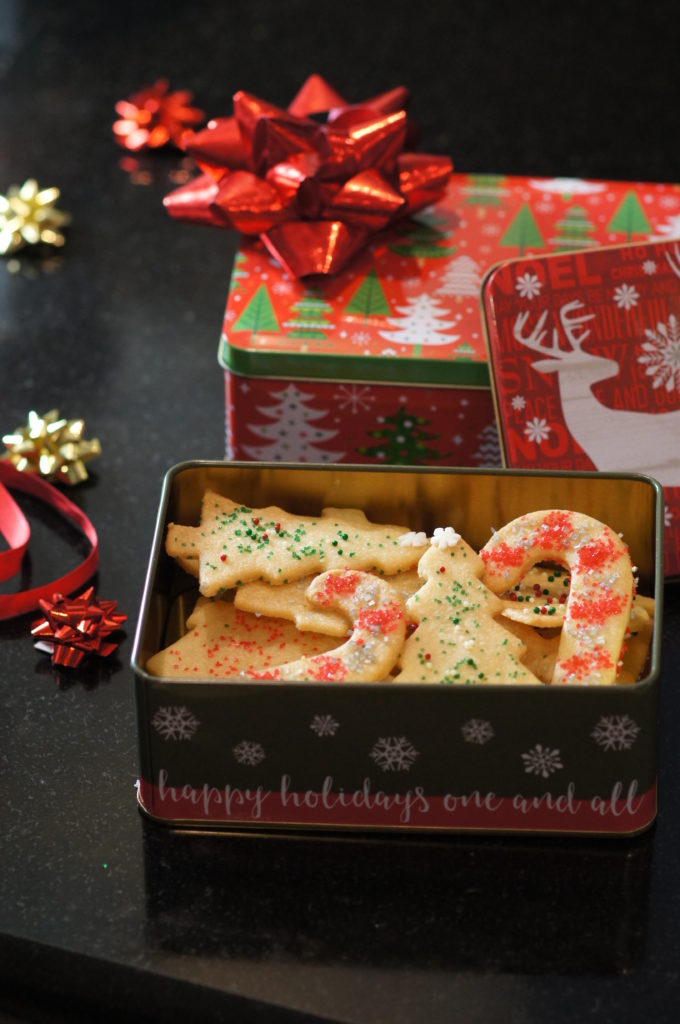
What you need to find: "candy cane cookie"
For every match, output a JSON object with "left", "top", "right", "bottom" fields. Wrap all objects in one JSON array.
[
  {"left": 394, "top": 530, "right": 542, "bottom": 685},
  {"left": 249, "top": 569, "right": 407, "bottom": 682},
  {"left": 480, "top": 510, "right": 634, "bottom": 685}
]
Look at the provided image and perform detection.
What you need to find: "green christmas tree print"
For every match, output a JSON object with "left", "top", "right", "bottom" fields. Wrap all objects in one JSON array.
[
  {"left": 550, "top": 205, "right": 597, "bottom": 250},
  {"left": 499, "top": 204, "right": 545, "bottom": 256},
  {"left": 232, "top": 284, "right": 279, "bottom": 336},
  {"left": 606, "top": 191, "right": 652, "bottom": 240},
  {"left": 390, "top": 219, "right": 458, "bottom": 260},
  {"left": 357, "top": 406, "right": 446, "bottom": 464},
  {"left": 344, "top": 269, "right": 391, "bottom": 319},
  {"left": 462, "top": 174, "right": 509, "bottom": 212},
  {"left": 284, "top": 291, "right": 334, "bottom": 339},
  {"left": 229, "top": 252, "right": 249, "bottom": 291}
]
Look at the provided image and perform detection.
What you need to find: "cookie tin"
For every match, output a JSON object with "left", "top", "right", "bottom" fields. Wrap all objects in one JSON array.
[
  {"left": 481, "top": 239, "right": 680, "bottom": 577},
  {"left": 218, "top": 172, "right": 680, "bottom": 469},
  {"left": 132, "top": 461, "right": 663, "bottom": 836}
]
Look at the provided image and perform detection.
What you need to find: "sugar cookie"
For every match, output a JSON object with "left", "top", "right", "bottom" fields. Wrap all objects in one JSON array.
[
  {"left": 480, "top": 510, "right": 633, "bottom": 685},
  {"left": 394, "top": 533, "right": 542, "bottom": 685},
  {"left": 249, "top": 570, "right": 406, "bottom": 682},
  {"left": 166, "top": 492, "right": 427, "bottom": 596},
  {"left": 146, "top": 597, "right": 338, "bottom": 679}
]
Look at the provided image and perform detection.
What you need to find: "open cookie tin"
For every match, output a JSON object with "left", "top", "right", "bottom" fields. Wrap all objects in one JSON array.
[{"left": 132, "top": 461, "right": 664, "bottom": 837}]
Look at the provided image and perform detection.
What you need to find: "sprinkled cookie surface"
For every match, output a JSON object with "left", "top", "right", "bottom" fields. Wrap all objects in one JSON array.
[
  {"left": 165, "top": 492, "right": 427, "bottom": 596},
  {"left": 146, "top": 597, "right": 338, "bottom": 679},
  {"left": 249, "top": 570, "right": 407, "bottom": 682},
  {"left": 480, "top": 510, "right": 633, "bottom": 685},
  {"left": 394, "top": 536, "right": 541, "bottom": 686}
]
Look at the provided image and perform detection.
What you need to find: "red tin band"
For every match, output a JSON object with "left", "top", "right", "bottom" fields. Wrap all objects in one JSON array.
[{"left": 0, "top": 462, "right": 99, "bottom": 620}]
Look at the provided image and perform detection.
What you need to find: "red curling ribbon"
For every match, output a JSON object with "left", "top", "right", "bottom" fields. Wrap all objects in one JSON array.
[
  {"left": 165, "top": 75, "right": 452, "bottom": 276},
  {"left": 0, "top": 462, "right": 99, "bottom": 620}
]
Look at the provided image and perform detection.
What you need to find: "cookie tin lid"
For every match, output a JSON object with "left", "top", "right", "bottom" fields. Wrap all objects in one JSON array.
[
  {"left": 481, "top": 240, "right": 680, "bottom": 576},
  {"left": 219, "top": 173, "right": 680, "bottom": 389}
]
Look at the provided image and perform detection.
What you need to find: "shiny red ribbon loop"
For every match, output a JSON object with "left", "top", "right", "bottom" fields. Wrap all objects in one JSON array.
[
  {"left": 0, "top": 462, "right": 99, "bottom": 620},
  {"left": 164, "top": 75, "right": 452, "bottom": 276}
]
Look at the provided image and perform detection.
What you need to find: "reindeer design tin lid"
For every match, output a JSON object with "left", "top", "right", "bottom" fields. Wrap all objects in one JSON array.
[{"left": 482, "top": 240, "right": 680, "bottom": 577}]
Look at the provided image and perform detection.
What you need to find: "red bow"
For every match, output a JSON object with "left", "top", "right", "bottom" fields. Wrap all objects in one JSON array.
[
  {"left": 31, "top": 586, "right": 126, "bottom": 668},
  {"left": 163, "top": 74, "right": 452, "bottom": 277}
]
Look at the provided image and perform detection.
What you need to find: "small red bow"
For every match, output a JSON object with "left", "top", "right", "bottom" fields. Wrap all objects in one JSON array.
[{"left": 31, "top": 586, "right": 126, "bottom": 668}]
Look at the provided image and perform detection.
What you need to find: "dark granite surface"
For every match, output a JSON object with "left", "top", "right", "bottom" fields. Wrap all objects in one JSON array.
[{"left": 1, "top": 1, "right": 680, "bottom": 1020}]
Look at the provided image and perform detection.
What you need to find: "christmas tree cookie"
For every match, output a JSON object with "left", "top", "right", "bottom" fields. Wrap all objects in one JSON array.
[
  {"left": 146, "top": 597, "right": 338, "bottom": 679},
  {"left": 165, "top": 491, "right": 428, "bottom": 596},
  {"left": 394, "top": 530, "right": 542, "bottom": 685}
]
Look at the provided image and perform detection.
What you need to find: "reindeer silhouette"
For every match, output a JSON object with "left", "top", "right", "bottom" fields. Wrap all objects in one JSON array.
[{"left": 513, "top": 288, "right": 680, "bottom": 488}]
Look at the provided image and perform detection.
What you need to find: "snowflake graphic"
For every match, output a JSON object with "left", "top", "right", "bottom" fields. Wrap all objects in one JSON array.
[
  {"left": 660, "top": 195, "right": 680, "bottom": 209},
  {"left": 638, "top": 314, "right": 680, "bottom": 393},
  {"left": 524, "top": 416, "right": 551, "bottom": 443},
  {"left": 272, "top": 280, "right": 293, "bottom": 294},
  {"left": 511, "top": 394, "right": 526, "bottom": 412},
  {"left": 369, "top": 736, "right": 419, "bottom": 772},
  {"left": 334, "top": 384, "right": 376, "bottom": 413},
  {"left": 521, "top": 744, "right": 563, "bottom": 778},
  {"left": 515, "top": 272, "right": 543, "bottom": 300},
  {"left": 665, "top": 505, "right": 673, "bottom": 527},
  {"left": 642, "top": 259, "right": 657, "bottom": 275},
  {"left": 381, "top": 347, "right": 398, "bottom": 356},
  {"left": 151, "top": 706, "right": 200, "bottom": 741},
  {"left": 351, "top": 330, "right": 372, "bottom": 346},
  {"left": 310, "top": 714, "right": 340, "bottom": 737},
  {"left": 233, "top": 740, "right": 266, "bottom": 765},
  {"left": 461, "top": 719, "right": 495, "bottom": 745},
  {"left": 591, "top": 714, "right": 641, "bottom": 751},
  {"left": 481, "top": 222, "right": 502, "bottom": 236},
  {"left": 613, "top": 283, "right": 640, "bottom": 310}
]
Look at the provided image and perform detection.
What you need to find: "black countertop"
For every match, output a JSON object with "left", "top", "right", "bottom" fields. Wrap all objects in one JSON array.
[{"left": 1, "top": 2, "right": 679, "bottom": 1021}]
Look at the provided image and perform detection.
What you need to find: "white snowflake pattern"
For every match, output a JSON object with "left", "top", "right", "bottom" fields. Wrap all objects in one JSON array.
[
  {"left": 351, "top": 330, "right": 373, "bottom": 346},
  {"left": 613, "top": 283, "right": 640, "bottom": 310},
  {"left": 511, "top": 394, "right": 527, "bottom": 411},
  {"left": 642, "top": 259, "right": 657, "bottom": 275},
  {"left": 461, "top": 719, "right": 495, "bottom": 745},
  {"left": 232, "top": 740, "right": 266, "bottom": 765},
  {"left": 521, "top": 744, "right": 564, "bottom": 778},
  {"left": 151, "top": 706, "right": 200, "bottom": 741},
  {"left": 310, "top": 714, "right": 340, "bottom": 737},
  {"left": 638, "top": 314, "right": 680, "bottom": 393},
  {"left": 524, "top": 416, "right": 551, "bottom": 443},
  {"left": 591, "top": 715, "right": 641, "bottom": 751},
  {"left": 334, "top": 384, "right": 376, "bottom": 413},
  {"left": 665, "top": 505, "right": 673, "bottom": 527},
  {"left": 515, "top": 272, "right": 543, "bottom": 300},
  {"left": 369, "top": 736, "right": 419, "bottom": 772},
  {"left": 272, "top": 280, "right": 293, "bottom": 294}
]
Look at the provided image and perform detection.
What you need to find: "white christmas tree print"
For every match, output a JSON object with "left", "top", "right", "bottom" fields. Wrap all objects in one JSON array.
[
  {"left": 436, "top": 255, "right": 482, "bottom": 297},
  {"left": 369, "top": 736, "right": 419, "bottom": 772},
  {"left": 233, "top": 740, "right": 266, "bottom": 765},
  {"left": 242, "top": 383, "right": 345, "bottom": 462},
  {"left": 528, "top": 177, "right": 606, "bottom": 196},
  {"left": 591, "top": 715, "right": 640, "bottom": 751},
  {"left": 310, "top": 714, "right": 340, "bottom": 737},
  {"left": 638, "top": 314, "right": 680, "bottom": 393},
  {"left": 151, "top": 706, "right": 200, "bottom": 741},
  {"left": 461, "top": 719, "right": 495, "bottom": 745},
  {"left": 378, "top": 294, "right": 459, "bottom": 355},
  {"left": 472, "top": 421, "right": 502, "bottom": 467},
  {"left": 613, "top": 284, "right": 640, "bottom": 310},
  {"left": 665, "top": 505, "right": 673, "bottom": 527},
  {"left": 652, "top": 214, "right": 680, "bottom": 239},
  {"left": 521, "top": 744, "right": 563, "bottom": 778}
]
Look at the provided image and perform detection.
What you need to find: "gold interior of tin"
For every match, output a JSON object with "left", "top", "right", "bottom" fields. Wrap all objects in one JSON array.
[{"left": 136, "top": 463, "right": 660, "bottom": 681}]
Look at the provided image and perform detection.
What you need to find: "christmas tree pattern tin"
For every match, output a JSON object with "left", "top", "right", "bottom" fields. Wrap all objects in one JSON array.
[
  {"left": 482, "top": 240, "right": 680, "bottom": 577},
  {"left": 219, "top": 172, "right": 680, "bottom": 468},
  {"left": 133, "top": 461, "right": 663, "bottom": 836}
]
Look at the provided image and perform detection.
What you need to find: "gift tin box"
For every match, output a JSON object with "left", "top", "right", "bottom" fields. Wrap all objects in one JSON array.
[
  {"left": 219, "top": 172, "right": 680, "bottom": 469},
  {"left": 481, "top": 239, "right": 680, "bottom": 577},
  {"left": 132, "top": 461, "right": 663, "bottom": 837}
]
